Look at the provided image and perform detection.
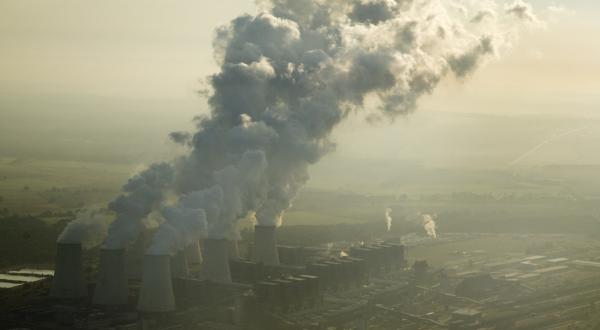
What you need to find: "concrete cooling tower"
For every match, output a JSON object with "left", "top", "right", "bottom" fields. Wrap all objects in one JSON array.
[
  {"left": 170, "top": 250, "right": 189, "bottom": 278},
  {"left": 137, "top": 254, "right": 175, "bottom": 313},
  {"left": 92, "top": 249, "right": 128, "bottom": 306},
  {"left": 253, "top": 226, "right": 280, "bottom": 266},
  {"left": 202, "top": 239, "right": 232, "bottom": 283},
  {"left": 185, "top": 240, "right": 203, "bottom": 265},
  {"left": 50, "top": 243, "right": 87, "bottom": 299}
]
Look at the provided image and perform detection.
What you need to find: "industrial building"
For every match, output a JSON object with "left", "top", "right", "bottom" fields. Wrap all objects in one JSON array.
[{"left": 2, "top": 230, "right": 600, "bottom": 329}]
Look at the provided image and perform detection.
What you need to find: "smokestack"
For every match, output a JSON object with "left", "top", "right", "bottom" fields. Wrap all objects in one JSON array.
[
  {"left": 171, "top": 250, "right": 189, "bottom": 278},
  {"left": 93, "top": 249, "right": 128, "bottom": 306},
  {"left": 253, "top": 226, "right": 279, "bottom": 266},
  {"left": 185, "top": 240, "right": 203, "bottom": 265},
  {"left": 50, "top": 243, "right": 87, "bottom": 299},
  {"left": 137, "top": 255, "right": 175, "bottom": 313},
  {"left": 202, "top": 239, "right": 232, "bottom": 283}
]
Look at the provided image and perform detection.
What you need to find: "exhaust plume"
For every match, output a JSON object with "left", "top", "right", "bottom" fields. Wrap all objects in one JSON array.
[
  {"left": 57, "top": 209, "right": 111, "bottom": 249},
  {"left": 146, "top": 205, "right": 207, "bottom": 256},
  {"left": 104, "top": 163, "right": 174, "bottom": 250},
  {"left": 168, "top": 0, "right": 538, "bottom": 237},
  {"left": 60, "top": 0, "right": 540, "bottom": 246},
  {"left": 384, "top": 207, "right": 393, "bottom": 232},
  {"left": 422, "top": 214, "right": 438, "bottom": 239}
]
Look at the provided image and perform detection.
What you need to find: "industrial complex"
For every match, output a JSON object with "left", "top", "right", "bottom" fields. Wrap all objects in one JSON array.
[{"left": 2, "top": 228, "right": 600, "bottom": 329}]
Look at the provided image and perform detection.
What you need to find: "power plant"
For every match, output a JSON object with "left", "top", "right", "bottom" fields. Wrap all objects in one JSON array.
[{"left": 5, "top": 222, "right": 600, "bottom": 329}]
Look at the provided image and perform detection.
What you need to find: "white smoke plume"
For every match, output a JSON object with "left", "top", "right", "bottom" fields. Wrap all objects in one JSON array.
[
  {"left": 168, "top": 0, "right": 539, "bottom": 237},
  {"left": 103, "top": 163, "right": 174, "bottom": 249},
  {"left": 385, "top": 207, "right": 393, "bottom": 232},
  {"left": 505, "top": 0, "right": 542, "bottom": 24},
  {"left": 62, "top": 0, "right": 540, "bottom": 249},
  {"left": 422, "top": 213, "right": 438, "bottom": 239},
  {"left": 146, "top": 205, "right": 207, "bottom": 256},
  {"left": 57, "top": 209, "right": 112, "bottom": 249}
]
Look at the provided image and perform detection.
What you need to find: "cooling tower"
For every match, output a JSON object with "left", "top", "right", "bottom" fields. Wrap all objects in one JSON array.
[
  {"left": 92, "top": 249, "right": 128, "bottom": 306},
  {"left": 229, "top": 240, "right": 240, "bottom": 260},
  {"left": 171, "top": 250, "right": 189, "bottom": 278},
  {"left": 50, "top": 243, "right": 87, "bottom": 299},
  {"left": 185, "top": 240, "right": 203, "bottom": 265},
  {"left": 126, "top": 230, "right": 152, "bottom": 279},
  {"left": 253, "top": 226, "right": 279, "bottom": 266},
  {"left": 202, "top": 239, "right": 232, "bottom": 283},
  {"left": 137, "top": 254, "right": 175, "bottom": 313}
]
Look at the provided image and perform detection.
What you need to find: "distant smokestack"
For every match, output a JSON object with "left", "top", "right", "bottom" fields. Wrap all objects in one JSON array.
[
  {"left": 229, "top": 240, "right": 240, "bottom": 260},
  {"left": 202, "top": 239, "right": 231, "bottom": 283},
  {"left": 185, "top": 240, "right": 203, "bottom": 265},
  {"left": 170, "top": 250, "right": 189, "bottom": 278},
  {"left": 137, "top": 255, "right": 175, "bottom": 313},
  {"left": 50, "top": 243, "right": 87, "bottom": 299},
  {"left": 93, "top": 249, "right": 128, "bottom": 306},
  {"left": 253, "top": 226, "right": 279, "bottom": 266}
]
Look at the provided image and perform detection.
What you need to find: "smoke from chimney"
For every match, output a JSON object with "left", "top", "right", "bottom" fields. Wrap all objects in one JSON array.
[
  {"left": 56, "top": 0, "right": 540, "bottom": 250},
  {"left": 57, "top": 209, "right": 111, "bottom": 249},
  {"left": 385, "top": 208, "right": 393, "bottom": 232},
  {"left": 422, "top": 214, "right": 438, "bottom": 239}
]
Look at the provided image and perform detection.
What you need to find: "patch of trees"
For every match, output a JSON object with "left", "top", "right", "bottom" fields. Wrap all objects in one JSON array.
[{"left": 0, "top": 214, "right": 69, "bottom": 268}]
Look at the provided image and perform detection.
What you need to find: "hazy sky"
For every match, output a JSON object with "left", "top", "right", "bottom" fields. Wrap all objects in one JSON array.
[
  {"left": 1, "top": 1, "right": 598, "bottom": 115},
  {"left": 1, "top": 1, "right": 599, "bottom": 167}
]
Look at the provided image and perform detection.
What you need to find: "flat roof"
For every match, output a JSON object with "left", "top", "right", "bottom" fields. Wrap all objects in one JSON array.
[
  {"left": 453, "top": 308, "right": 481, "bottom": 317},
  {"left": 0, "top": 281, "right": 22, "bottom": 289},
  {"left": 522, "top": 255, "right": 546, "bottom": 261},
  {"left": 8, "top": 269, "right": 54, "bottom": 276},
  {"left": 517, "top": 273, "right": 541, "bottom": 280},
  {"left": 0, "top": 274, "right": 45, "bottom": 283},
  {"left": 535, "top": 266, "right": 569, "bottom": 274},
  {"left": 572, "top": 260, "right": 600, "bottom": 268}
]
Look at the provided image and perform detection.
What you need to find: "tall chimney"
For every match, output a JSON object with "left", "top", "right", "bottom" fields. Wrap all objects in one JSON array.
[
  {"left": 137, "top": 255, "right": 175, "bottom": 313},
  {"left": 253, "top": 226, "right": 279, "bottom": 266},
  {"left": 93, "top": 249, "right": 128, "bottom": 306},
  {"left": 50, "top": 243, "right": 87, "bottom": 299},
  {"left": 202, "top": 239, "right": 231, "bottom": 283},
  {"left": 185, "top": 240, "right": 203, "bottom": 265},
  {"left": 171, "top": 250, "right": 189, "bottom": 278}
]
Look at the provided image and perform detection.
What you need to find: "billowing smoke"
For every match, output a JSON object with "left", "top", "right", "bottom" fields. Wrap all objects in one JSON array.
[
  {"left": 57, "top": 209, "right": 111, "bottom": 249},
  {"left": 167, "top": 0, "right": 539, "bottom": 237},
  {"left": 422, "top": 214, "right": 438, "bottom": 239},
  {"left": 146, "top": 205, "right": 207, "bottom": 256},
  {"left": 505, "top": 0, "right": 541, "bottom": 24},
  {"left": 59, "top": 0, "right": 540, "bottom": 249},
  {"left": 384, "top": 207, "right": 393, "bottom": 232},
  {"left": 103, "top": 163, "right": 174, "bottom": 250}
]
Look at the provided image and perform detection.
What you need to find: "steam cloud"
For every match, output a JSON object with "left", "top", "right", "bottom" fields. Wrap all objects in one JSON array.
[
  {"left": 103, "top": 163, "right": 174, "bottom": 250},
  {"left": 57, "top": 209, "right": 112, "bottom": 249},
  {"left": 385, "top": 207, "right": 393, "bottom": 232},
  {"left": 422, "top": 214, "right": 438, "bottom": 239},
  {"left": 58, "top": 0, "right": 540, "bottom": 252}
]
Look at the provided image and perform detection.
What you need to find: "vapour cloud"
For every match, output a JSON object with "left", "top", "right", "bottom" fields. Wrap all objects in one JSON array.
[{"left": 58, "top": 0, "right": 541, "bottom": 251}]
